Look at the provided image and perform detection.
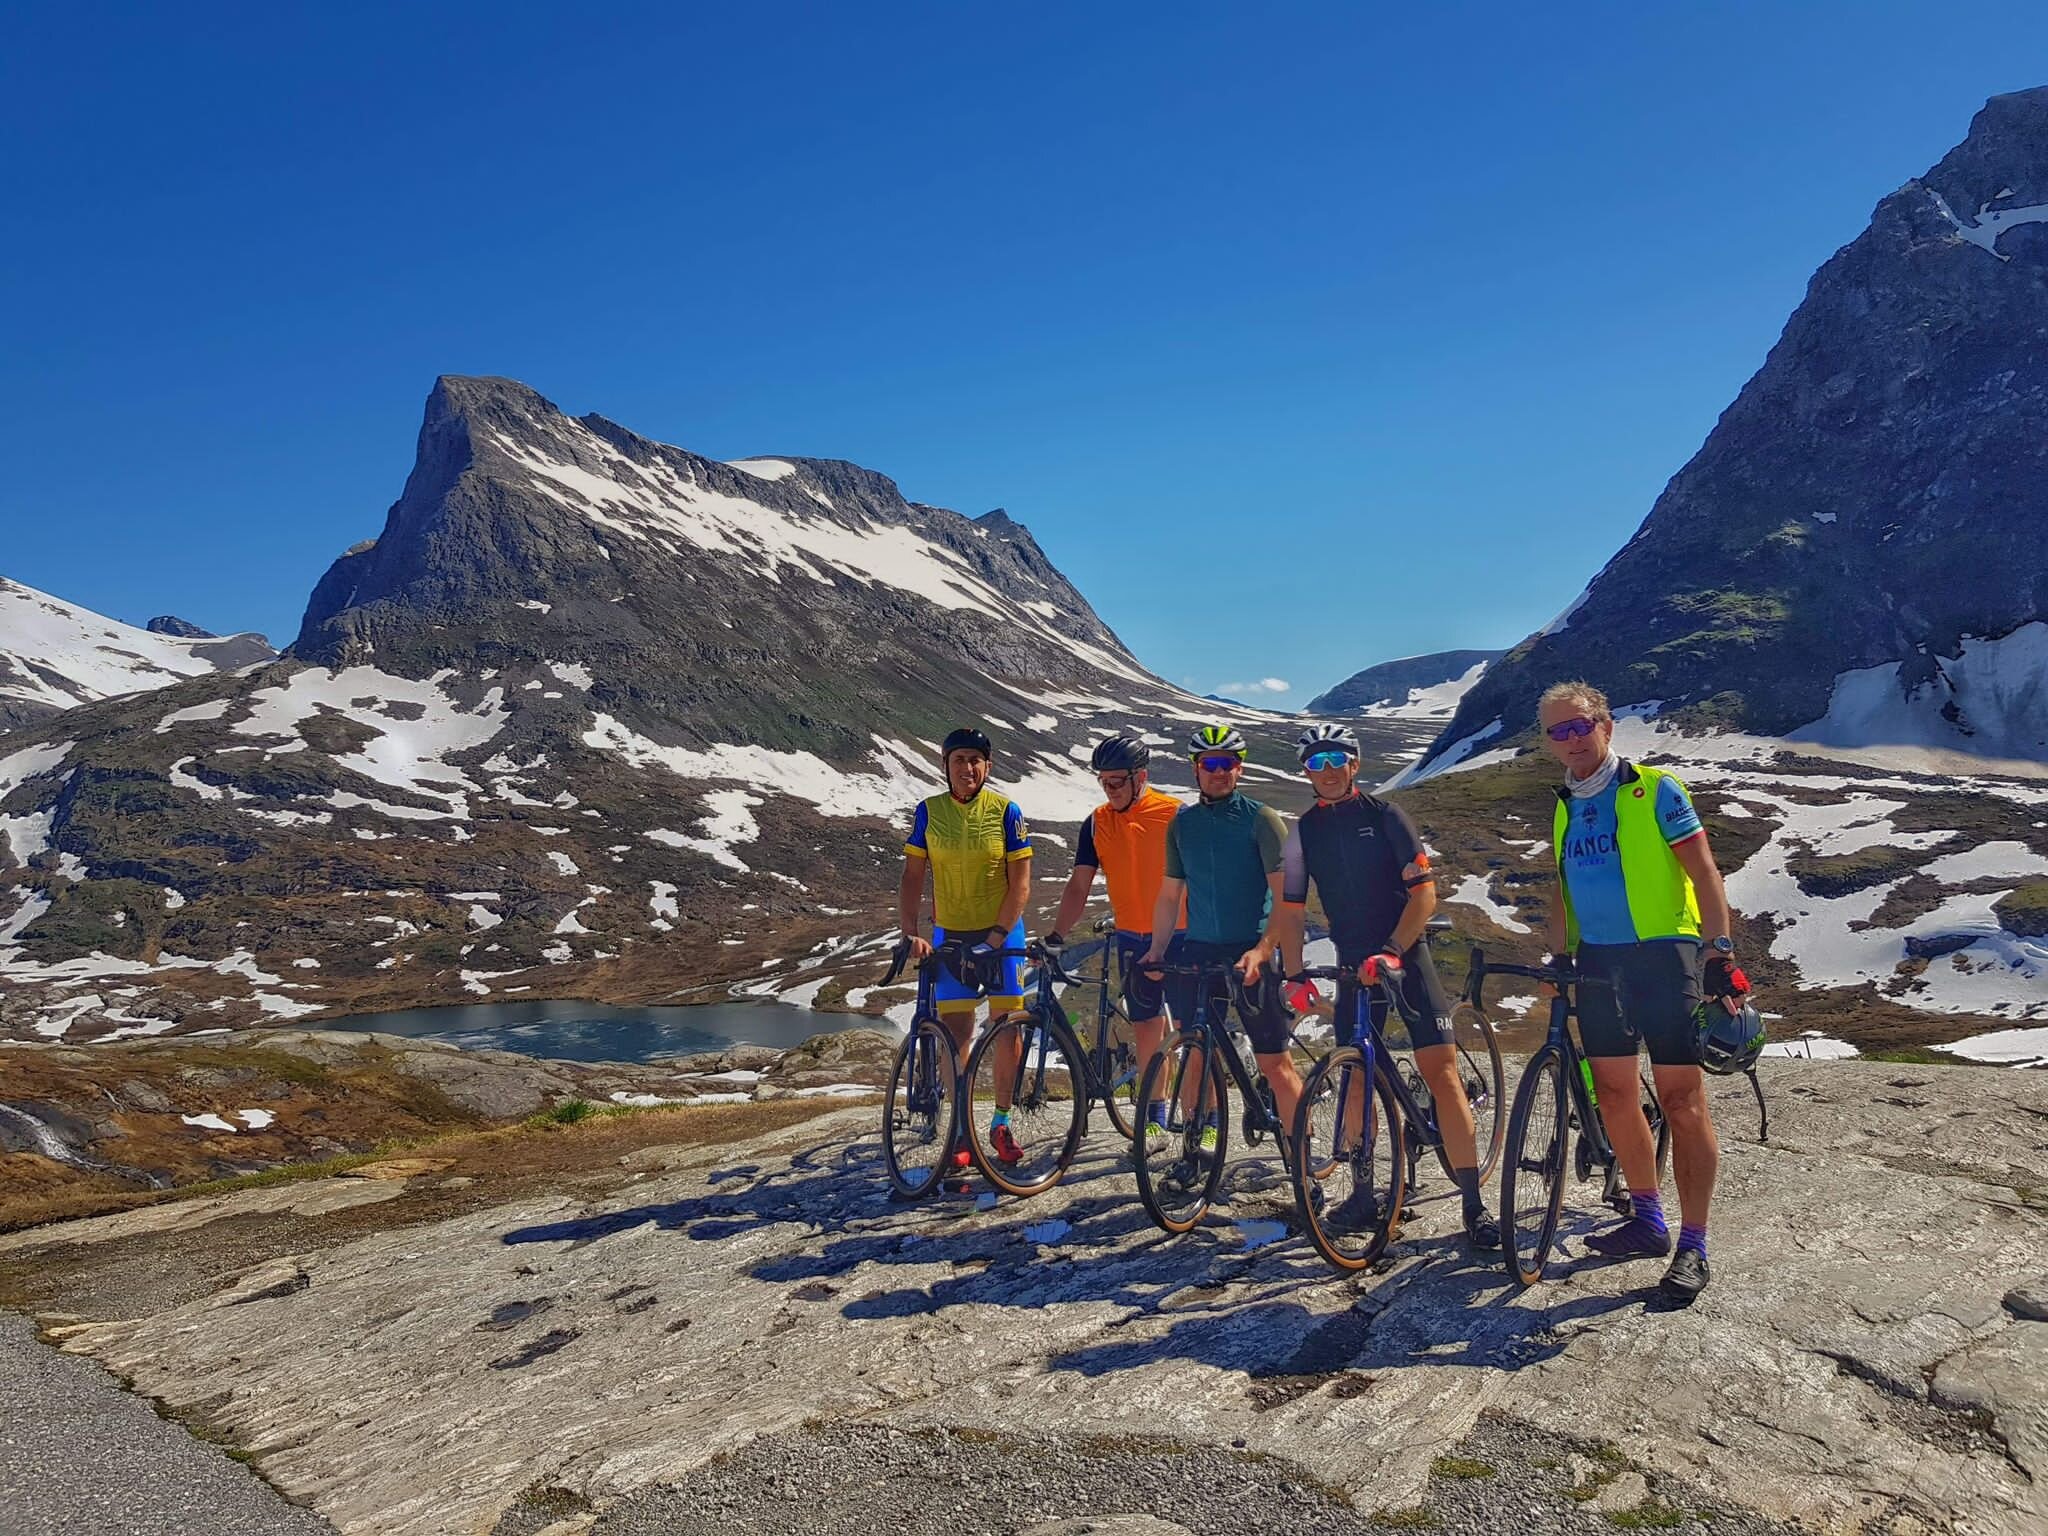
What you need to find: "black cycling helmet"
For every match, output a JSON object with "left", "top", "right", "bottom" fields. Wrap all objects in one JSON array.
[
  {"left": 1695, "top": 999, "right": 1766, "bottom": 1075},
  {"left": 940, "top": 727, "right": 992, "bottom": 762},
  {"left": 1089, "top": 734, "right": 1151, "bottom": 773}
]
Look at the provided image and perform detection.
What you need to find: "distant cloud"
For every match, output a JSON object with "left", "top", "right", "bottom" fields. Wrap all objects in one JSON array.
[{"left": 1219, "top": 678, "right": 1291, "bottom": 695}]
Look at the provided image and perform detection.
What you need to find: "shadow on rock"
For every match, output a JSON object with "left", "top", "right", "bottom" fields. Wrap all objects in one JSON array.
[{"left": 500, "top": 1136, "right": 888, "bottom": 1249}]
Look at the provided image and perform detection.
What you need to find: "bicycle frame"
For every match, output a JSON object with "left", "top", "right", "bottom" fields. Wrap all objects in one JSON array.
[
  {"left": 1302, "top": 966, "right": 1444, "bottom": 1158},
  {"left": 1462, "top": 948, "right": 1616, "bottom": 1167},
  {"left": 1152, "top": 960, "right": 1293, "bottom": 1143}
]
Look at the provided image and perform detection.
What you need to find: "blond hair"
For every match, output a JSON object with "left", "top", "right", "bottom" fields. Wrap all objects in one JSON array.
[{"left": 1538, "top": 679, "right": 1611, "bottom": 723}]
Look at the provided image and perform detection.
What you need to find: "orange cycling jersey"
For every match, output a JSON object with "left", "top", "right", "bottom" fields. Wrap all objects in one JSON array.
[{"left": 1076, "top": 787, "right": 1186, "bottom": 935}]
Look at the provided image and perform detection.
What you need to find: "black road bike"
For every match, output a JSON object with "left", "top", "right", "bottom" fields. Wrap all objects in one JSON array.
[
  {"left": 1285, "top": 954, "right": 1506, "bottom": 1272},
  {"left": 1129, "top": 958, "right": 1311, "bottom": 1234},
  {"left": 1473, "top": 949, "right": 1672, "bottom": 1287},
  {"left": 878, "top": 928, "right": 1141, "bottom": 1201}
]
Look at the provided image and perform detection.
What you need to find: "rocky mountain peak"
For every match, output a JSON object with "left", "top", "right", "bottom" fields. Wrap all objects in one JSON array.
[
  {"left": 145, "top": 615, "right": 214, "bottom": 639},
  {"left": 1420, "top": 89, "right": 2048, "bottom": 773}
]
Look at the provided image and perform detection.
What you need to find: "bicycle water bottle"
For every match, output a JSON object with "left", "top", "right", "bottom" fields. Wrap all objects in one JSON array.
[{"left": 1579, "top": 1057, "right": 1597, "bottom": 1106}]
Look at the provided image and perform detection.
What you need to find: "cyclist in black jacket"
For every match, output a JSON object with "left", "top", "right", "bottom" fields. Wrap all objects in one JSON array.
[{"left": 1271, "top": 723, "right": 1501, "bottom": 1249}]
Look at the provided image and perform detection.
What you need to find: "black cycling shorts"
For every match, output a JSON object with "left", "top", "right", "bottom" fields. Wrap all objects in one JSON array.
[
  {"left": 1575, "top": 939, "right": 1704, "bottom": 1067},
  {"left": 1334, "top": 945, "right": 1452, "bottom": 1052},
  {"left": 1116, "top": 930, "right": 1181, "bottom": 1021},
  {"left": 1162, "top": 938, "right": 1292, "bottom": 1055}
]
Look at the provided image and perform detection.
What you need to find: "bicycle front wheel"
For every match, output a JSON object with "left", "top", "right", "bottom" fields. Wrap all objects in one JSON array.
[
  {"left": 1290, "top": 1046, "right": 1405, "bottom": 1273},
  {"left": 1441, "top": 1000, "right": 1506, "bottom": 1183},
  {"left": 1133, "top": 1032, "right": 1228, "bottom": 1234},
  {"left": 1500, "top": 1045, "right": 1569, "bottom": 1287},
  {"left": 962, "top": 1011, "right": 1086, "bottom": 1198},
  {"left": 882, "top": 1019, "right": 960, "bottom": 1201}
]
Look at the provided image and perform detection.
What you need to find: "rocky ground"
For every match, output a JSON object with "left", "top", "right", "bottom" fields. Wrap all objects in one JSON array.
[{"left": 0, "top": 1058, "right": 2040, "bottom": 1536}]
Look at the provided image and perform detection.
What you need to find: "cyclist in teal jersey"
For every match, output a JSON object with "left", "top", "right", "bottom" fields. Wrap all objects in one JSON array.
[{"left": 1140, "top": 723, "right": 1300, "bottom": 1159}]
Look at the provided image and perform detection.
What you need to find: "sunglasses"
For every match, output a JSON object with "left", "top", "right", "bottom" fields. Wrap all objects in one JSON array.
[
  {"left": 1194, "top": 754, "right": 1243, "bottom": 773},
  {"left": 1301, "top": 750, "right": 1355, "bottom": 772},
  {"left": 1545, "top": 716, "right": 1598, "bottom": 742},
  {"left": 1097, "top": 773, "right": 1134, "bottom": 792}
]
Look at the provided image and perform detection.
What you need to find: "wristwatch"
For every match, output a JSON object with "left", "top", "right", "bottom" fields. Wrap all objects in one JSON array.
[{"left": 1709, "top": 936, "right": 1735, "bottom": 956}]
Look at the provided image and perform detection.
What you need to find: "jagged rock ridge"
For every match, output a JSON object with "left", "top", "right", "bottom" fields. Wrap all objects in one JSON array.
[{"left": 1425, "top": 87, "right": 2048, "bottom": 769}]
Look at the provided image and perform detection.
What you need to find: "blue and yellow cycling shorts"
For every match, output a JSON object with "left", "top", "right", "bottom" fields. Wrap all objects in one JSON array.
[{"left": 933, "top": 921, "right": 1027, "bottom": 1017}]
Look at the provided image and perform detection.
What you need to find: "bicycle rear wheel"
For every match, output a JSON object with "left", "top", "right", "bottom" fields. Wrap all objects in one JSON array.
[
  {"left": 1095, "top": 1003, "right": 1141, "bottom": 1142},
  {"left": 962, "top": 1011, "right": 1086, "bottom": 1198},
  {"left": 1290, "top": 1046, "right": 1405, "bottom": 1273},
  {"left": 1439, "top": 1000, "right": 1506, "bottom": 1183},
  {"left": 1133, "top": 1032, "right": 1228, "bottom": 1234},
  {"left": 1500, "top": 1045, "right": 1569, "bottom": 1287},
  {"left": 882, "top": 1020, "right": 960, "bottom": 1201}
]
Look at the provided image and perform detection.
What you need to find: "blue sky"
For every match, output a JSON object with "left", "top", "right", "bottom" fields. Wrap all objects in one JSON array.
[{"left": 5, "top": 3, "right": 2045, "bottom": 709}]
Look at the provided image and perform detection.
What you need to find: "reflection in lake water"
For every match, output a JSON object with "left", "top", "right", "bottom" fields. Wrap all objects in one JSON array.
[{"left": 327, "top": 996, "right": 876, "bottom": 1065}]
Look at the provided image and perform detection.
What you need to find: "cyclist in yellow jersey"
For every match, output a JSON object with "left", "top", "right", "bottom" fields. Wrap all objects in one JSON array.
[
  {"left": 1047, "top": 734, "right": 1186, "bottom": 1159},
  {"left": 897, "top": 726, "right": 1034, "bottom": 1171}
]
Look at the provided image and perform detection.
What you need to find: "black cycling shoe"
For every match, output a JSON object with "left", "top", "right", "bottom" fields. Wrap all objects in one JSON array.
[
  {"left": 1660, "top": 1247, "right": 1710, "bottom": 1300},
  {"left": 1323, "top": 1185, "right": 1383, "bottom": 1234},
  {"left": 1463, "top": 1208, "right": 1502, "bottom": 1251}
]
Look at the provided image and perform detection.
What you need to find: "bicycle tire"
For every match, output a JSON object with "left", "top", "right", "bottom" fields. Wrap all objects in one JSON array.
[
  {"left": 1642, "top": 1067, "right": 1673, "bottom": 1183},
  {"left": 1290, "top": 1045, "right": 1405, "bottom": 1273},
  {"left": 1501, "top": 1045, "right": 1570, "bottom": 1287},
  {"left": 1133, "top": 1032, "right": 1228, "bottom": 1234},
  {"left": 882, "top": 1019, "right": 960, "bottom": 1201},
  {"left": 962, "top": 1010, "right": 1087, "bottom": 1199},
  {"left": 1095, "top": 1002, "right": 1141, "bottom": 1142},
  {"left": 1432, "top": 1001, "right": 1507, "bottom": 1184}
]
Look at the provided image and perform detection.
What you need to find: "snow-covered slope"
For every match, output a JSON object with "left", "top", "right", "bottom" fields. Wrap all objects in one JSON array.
[
  {"left": 0, "top": 577, "right": 271, "bottom": 732},
  {"left": 1307, "top": 650, "right": 1501, "bottom": 719}
]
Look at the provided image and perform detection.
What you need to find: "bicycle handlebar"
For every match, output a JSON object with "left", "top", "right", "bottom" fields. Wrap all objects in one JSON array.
[{"left": 1286, "top": 960, "right": 1423, "bottom": 1025}]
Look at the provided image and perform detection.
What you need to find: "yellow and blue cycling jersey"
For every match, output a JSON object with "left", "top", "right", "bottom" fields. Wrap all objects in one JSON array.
[
  {"left": 905, "top": 789, "right": 1033, "bottom": 1017},
  {"left": 903, "top": 789, "right": 1032, "bottom": 931}
]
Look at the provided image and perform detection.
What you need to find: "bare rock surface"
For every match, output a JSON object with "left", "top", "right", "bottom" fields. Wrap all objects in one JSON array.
[{"left": 8, "top": 1060, "right": 2045, "bottom": 1536}]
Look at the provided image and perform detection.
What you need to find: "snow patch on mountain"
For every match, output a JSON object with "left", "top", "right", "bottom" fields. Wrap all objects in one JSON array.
[
  {"left": 1381, "top": 718, "right": 1509, "bottom": 790},
  {"left": 1926, "top": 186, "right": 2048, "bottom": 259},
  {"left": 1789, "top": 623, "right": 2048, "bottom": 768},
  {"left": 0, "top": 577, "right": 268, "bottom": 722},
  {"left": 1360, "top": 661, "right": 1492, "bottom": 721},
  {"left": 231, "top": 666, "right": 514, "bottom": 813}
]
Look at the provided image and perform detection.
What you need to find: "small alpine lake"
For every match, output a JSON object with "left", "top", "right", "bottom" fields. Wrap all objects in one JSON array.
[{"left": 324, "top": 996, "right": 872, "bottom": 1065}]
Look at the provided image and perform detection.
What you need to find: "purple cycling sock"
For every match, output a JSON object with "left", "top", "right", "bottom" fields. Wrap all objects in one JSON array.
[
  {"left": 1677, "top": 1224, "right": 1708, "bottom": 1258},
  {"left": 1631, "top": 1193, "right": 1668, "bottom": 1235}
]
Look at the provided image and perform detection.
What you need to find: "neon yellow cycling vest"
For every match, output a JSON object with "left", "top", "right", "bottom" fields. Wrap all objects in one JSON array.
[{"left": 1551, "top": 761, "right": 1702, "bottom": 949}]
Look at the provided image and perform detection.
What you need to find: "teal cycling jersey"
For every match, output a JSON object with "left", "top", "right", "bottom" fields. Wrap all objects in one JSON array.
[{"left": 1164, "top": 790, "right": 1287, "bottom": 944}]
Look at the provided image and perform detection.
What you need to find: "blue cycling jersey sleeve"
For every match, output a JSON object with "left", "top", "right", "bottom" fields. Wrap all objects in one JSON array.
[
  {"left": 903, "top": 800, "right": 931, "bottom": 856},
  {"left": 1656, "top": 774, "right": 1703, "bottom": 845},
  {"left": 1002, "top": 798, "right": 1032, "bottom": 859}
]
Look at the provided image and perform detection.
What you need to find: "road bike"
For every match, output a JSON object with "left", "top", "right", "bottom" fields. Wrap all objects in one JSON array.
[
  {"left": 1285, "top": 951, "right": 1506, "bottom": 1272},
  {"left": 1473, "top": 948, "right": 1671, "bottom": 1287},
  {"left": 878, "top": 928, "right": 1140, "bottom": 1201},
  {"left": 1129, "top": 956, "right": 1313, "bottom": 1234}
]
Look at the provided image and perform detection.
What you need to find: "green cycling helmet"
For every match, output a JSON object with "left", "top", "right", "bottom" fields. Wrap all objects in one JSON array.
[{"left": 1188, "top": 723, "right": 1247, "bottom": 759}]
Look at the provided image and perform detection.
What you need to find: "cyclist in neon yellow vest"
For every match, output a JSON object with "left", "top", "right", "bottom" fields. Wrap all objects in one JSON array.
[{"left": 1540, "top": 680, "right": 1751, "bottom": 1302}]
